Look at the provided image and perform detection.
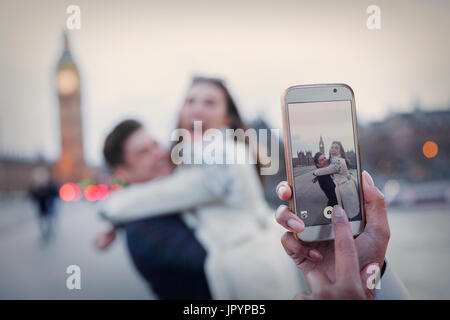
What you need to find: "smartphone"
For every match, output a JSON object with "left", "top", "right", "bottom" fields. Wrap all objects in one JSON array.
[{"left": 281, "top": 84, "right": 365, "bottom": 242}]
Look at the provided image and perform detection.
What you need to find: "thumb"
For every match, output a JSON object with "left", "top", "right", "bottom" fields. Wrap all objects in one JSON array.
[
  {"left": 276, "top": 181, "right": 292, "bottom": 201},
  {"left": 360, "top": 262, "right": 381, "bottom": 299},
  {"left": 94, "top": 230, "right": 116, "bottom": 250},
  {"left": 362, "top": 171, "right": 389, "bottom": 232},
  {"left": 362, "top": 171, "right": 385, "bottom": 208}
]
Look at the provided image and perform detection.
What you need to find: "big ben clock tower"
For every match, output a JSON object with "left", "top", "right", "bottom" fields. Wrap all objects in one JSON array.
[
  {"left": 54, "top": 32, "right": 86, "bottom": 182},
  {"left": 319, "top": 135, "right": 325, "bottom": 154}
]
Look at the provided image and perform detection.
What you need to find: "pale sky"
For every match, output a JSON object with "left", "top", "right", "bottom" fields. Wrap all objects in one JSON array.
[
  {"left": 0, "top": 0, "right": 449, "bottom": 166},
  {"left": 288, "top": 101, "right": 355, "bottom": 156}
]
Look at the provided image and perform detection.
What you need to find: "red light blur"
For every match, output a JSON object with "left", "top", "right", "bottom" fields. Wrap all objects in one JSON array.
[
  {"left": 97, "top": 184, "right": 109, "bottom": 200},
  {"left": 59, "top": 182, "right": 81, "bottom": 202},
  {"left": 84, "top": 185, "right": 99, "bottom": 202}
]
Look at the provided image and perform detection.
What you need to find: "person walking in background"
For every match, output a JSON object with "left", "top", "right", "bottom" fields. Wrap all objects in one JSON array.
[{"left": 29, "top": 166, "right": 59, "bottom": 240}]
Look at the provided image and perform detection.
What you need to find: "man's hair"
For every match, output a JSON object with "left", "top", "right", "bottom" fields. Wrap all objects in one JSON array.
[
  {"left": 103, "top": 119, "right": 143, "bottom": 169},
  {"left": 313, "top": 152, "right": 323, "bottom": 167}
]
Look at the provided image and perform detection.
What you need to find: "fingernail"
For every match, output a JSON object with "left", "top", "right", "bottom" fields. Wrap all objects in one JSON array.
[
  {"left": 278, "top": 185, "right": 287, "bottom": 196},
  {"left": 363, "top": 170, "right": 375, "bottom": 187},
  {"left": 333, "top": 206, "right": 346, "bottom": 221},
  {"left": 308, "top": 249, "right": 322, "bottom": 260},
  {"left": 287, "top": 218, "right": 304, "bottom": 233}
]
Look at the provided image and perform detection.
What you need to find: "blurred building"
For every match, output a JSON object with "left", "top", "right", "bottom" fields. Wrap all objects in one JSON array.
[
  {"left": 294, "top": 151, "right": 313, "bottom": 167},
  {"left": 0, "top": 154, "right": 52, "bottom": 194},
  {"left": 359, "top": 105, "right": 450, "bottom": 182},
  {"left": 0, "top": 33, "right": 95, "bottom": 194},
  {"left": 54, "top": 33, "right": 92, "bottom": 183},
  {"left": 249, "top": 117, "right": 287, "bottom": 208}
]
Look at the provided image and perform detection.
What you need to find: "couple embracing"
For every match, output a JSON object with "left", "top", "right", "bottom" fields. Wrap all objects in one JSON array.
[
  {"left": 95, "top": 76, "right": 304, "bottom": 300},
  {"left": 312, "top": 141, "right": 360, "bottom": 219}
]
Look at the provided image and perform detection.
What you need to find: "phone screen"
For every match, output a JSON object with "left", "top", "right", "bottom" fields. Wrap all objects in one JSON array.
[{"left": 287, "top": 100, "right": 362, "bottom": 226}]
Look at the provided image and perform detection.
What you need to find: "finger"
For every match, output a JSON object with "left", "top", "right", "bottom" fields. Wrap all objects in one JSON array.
[
  {"left": 93, "top": 234, "right": 105, "bottom": 249},
  {"left": 276, "top": 181, "right": 292, "bottom": 201},
  {"left": 281, "top": 232, "right": 323, "bottom": 263},
  {"left": 94, "top": 233, "right": 114, "bottom": 250},
  {"left": 294, "top": 291, "right": 313, "bottom": 300},
  {"left": 360, "top": 263, "right": 380, "bottom": 299},
  {"left": 362, "top": 171, "right": 390, "bottom": 239},
  {"left": 275, "top": 205, "right": 305, "bottom": 233},
  {"left": 332, "top": 205, "right": 360, "bottom": 283},
  {"left": 305, "top": 269, "right": 331, "bottom": 296}
]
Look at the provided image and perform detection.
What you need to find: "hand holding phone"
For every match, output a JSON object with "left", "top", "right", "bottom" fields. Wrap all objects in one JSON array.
[
  {"left": 296, "top": 205, "right": 378, "bottom": 300},
  {"left": 274, "top": 170, "right": 389, "bottom": 286}
]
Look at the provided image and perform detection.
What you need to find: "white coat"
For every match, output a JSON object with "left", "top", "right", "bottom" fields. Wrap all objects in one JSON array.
[{"left": 100, "top": 139, "right": 306, "bottom": 299}]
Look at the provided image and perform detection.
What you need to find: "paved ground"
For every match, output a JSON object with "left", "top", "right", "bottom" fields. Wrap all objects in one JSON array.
[
  {"left": 293, "top": 166, "right": 330, "bottom": 225},
  {"left": 0, "top": 199, "right": 153, "bottom": 299},
  {"left": 1, "top": 197, "right": 450, "bottom": 299},
  {"left": 386, "top": 203, "right": 450, "bottom": 299}
]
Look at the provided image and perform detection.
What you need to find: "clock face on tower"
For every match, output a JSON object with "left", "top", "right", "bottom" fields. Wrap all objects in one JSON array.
[{"left": 56, "top": 69, "right": 79, "bottom": 96}]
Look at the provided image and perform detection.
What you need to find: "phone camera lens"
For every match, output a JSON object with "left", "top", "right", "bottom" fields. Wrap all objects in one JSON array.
[{"left": 333, "top": 88, "right": 337, "bottom": 93}]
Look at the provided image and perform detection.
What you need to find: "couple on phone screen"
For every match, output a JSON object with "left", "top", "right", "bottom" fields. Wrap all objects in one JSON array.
[{"left": 313, "top": 141, "right": 360, "bottom": 219}]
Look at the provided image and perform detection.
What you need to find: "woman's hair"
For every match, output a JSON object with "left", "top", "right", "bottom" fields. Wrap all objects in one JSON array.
[
  {"left": 330, "top": 141, "right": 351, "bottom": 168},
  {"left": 171, "top": 76, "right": 263, "bottom": 181},
  {"left": 189, "top": 76, "right": 246, "bottom": 131}
]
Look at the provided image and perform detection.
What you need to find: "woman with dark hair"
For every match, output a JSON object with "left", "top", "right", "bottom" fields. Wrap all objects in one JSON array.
[
  {"left": 313, "top": 141, "right": 360, "bottom": 218},
  {"left": 100, "top": 76, "right": 304, "bottom": 299},
  {"left": 172, "top": 76, "right": 263, "bottom": 175},
  {"left": 181, "top": 76, "right": 246, "bottom": 130},
  {"left": 329, "top": 141, "right": 351, "bottom": 168}
]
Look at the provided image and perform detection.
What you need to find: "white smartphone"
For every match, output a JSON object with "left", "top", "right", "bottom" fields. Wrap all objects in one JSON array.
[{"left": 281, "top": 84, "right": 365, "bottom": 242}]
